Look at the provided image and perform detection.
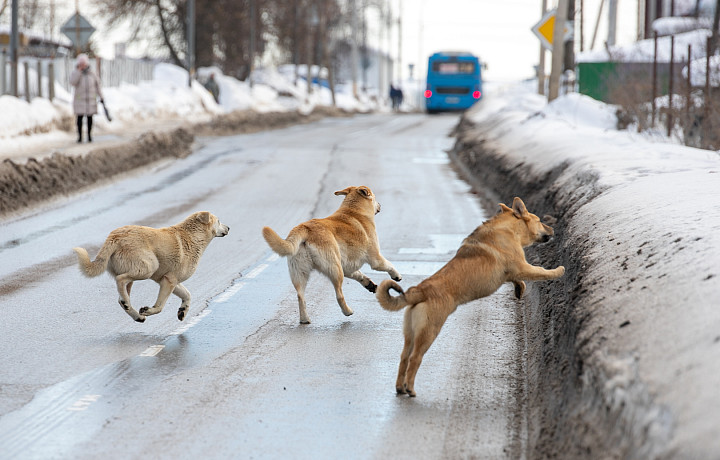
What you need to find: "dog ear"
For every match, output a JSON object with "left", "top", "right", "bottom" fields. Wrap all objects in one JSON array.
[
  {"left": 499, "top": 203, "right": 513, "bottom": 214},
  {"left": 511, "top": 197, "right": 528, "bottom": 218},
  {"left": 334, "top": 187, "right": 353, "bottom": 196},
  {"left": 357, "top": 186, "right": 372, "bottom": 198},
  {"left": 196, "top": 211, "right": 212, "bottom": 224}
]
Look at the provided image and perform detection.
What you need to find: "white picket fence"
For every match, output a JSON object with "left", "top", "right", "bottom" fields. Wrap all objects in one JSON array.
[{"left": 0, "top": 53, "right": 156, "bottom": 100}]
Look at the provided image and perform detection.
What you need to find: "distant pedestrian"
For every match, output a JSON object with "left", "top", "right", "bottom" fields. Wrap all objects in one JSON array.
[
  {"left": 204, "top": 73, "right": 220, "bottom": 103},
  {"left": 70, "top": 53, "right": 103, "bottom": 143},
  {"left": 390, "top": 84, "right": 403, "bottom": 111}
]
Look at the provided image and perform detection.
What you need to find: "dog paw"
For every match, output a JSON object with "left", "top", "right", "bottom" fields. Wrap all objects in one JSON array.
[
  {"left": 135, "top": 316, "right": 146, "bottom": 323},
  {"left": 139, "top": 306, "right": 149, "bottom": 315},
  {"left": 365, "top": 281, "right": 377, "bottom": 293},
  {"left": 392, "top": 275, "right": 402, "bottom": 282},
  {"left": 177, "top": 309, "right": 186, "bottom": 321},
  {"left": 556, "top": 266, "right": 566, "bottom": 277},
  {"left": 514, "top": 281, "right": 526, "bottom": 299},
  {"left": 396, "top": 387, "right": 406, "bottom": 395}
]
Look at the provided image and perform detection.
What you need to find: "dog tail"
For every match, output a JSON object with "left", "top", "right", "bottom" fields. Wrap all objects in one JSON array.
[
  {"left": 73, "top": 240, "right": 114, "bottom": 277},
  {"left": 262, "top": 226, "right": 306, "bottom": 257},
  {"left": 376, "top": 280, "right": 426, "bottom": 311}
]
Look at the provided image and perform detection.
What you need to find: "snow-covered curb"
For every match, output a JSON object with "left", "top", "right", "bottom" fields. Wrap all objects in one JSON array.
[{"left": 450, "top": 82, "right": 720, "bottom": 458}]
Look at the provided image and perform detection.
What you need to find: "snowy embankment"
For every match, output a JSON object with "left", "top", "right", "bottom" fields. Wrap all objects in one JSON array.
[{"left": 450, "top": 81, "right": 720, "bottom": 458}]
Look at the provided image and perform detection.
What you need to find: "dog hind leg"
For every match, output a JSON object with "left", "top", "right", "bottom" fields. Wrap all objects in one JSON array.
[
  {"left": 396, "top": 308, "right": 414, "bottom": 394},
  {"left": 115, "top": 274, "right": 146, "bottom": 323},
  {"left": 328, "top": 265, "right": 353, "bottom": 317},
  {"left": 289, "top": 264, "right": 312, "bottom": 324},
  {"left": 173, "top": 283, "right": 191, "bottom": 321},
  {"left": 403, "top": 304, "right": 443, "bottom": 397}
]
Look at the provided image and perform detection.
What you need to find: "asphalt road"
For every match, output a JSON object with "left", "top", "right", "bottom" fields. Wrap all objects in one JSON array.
[{"left": 0, "top": 113, "right": 527, "bottom": 459}]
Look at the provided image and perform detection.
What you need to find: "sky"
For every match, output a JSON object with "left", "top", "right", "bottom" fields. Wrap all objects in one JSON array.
[
  {"left": 31, "top": 0, "right": 640, "bottom": 83},
  {"left": 397, "top": 0, "right": 641, "bottom": 82}
]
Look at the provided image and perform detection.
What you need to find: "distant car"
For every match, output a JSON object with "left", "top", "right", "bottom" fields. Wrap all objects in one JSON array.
[{"left": 424, "top": 51, "right": 483, "bottom": 113}]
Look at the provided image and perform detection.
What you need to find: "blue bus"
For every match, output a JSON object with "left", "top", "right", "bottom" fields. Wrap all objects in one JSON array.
[{"left": 424, "top": 51, "right": 482, "bottom": 113}]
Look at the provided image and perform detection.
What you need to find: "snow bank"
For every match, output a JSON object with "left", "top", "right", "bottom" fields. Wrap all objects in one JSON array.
[
  {"left": 0, "top": 62, "right": 382, "bottom": 157},
  {"left": 450, "top": 82, "right": 720, "bottom": 458}
]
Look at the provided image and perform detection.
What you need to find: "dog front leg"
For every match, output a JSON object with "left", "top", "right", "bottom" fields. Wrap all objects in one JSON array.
[
  {"left": 139, "top": 276, "right": 176, "bottom": 317},
  {"left": 347, "top": 270, "right": 377, "bottom": 293},
  {"left": 115, "top": 274, "right": 145, "bottom": 323},
  {"left": 515, "top": 263, "right": 565, "bottom": 281},
  {"left": 369, "top": 255, "right": 402, "bottom": 282},
  {"left": 173, "top": 283, "right": 191, "bottom": 321}
]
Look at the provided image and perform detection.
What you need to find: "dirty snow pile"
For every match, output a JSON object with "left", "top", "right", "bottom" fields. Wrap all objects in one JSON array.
[{"left": 461, "top": 80, "right": 720, "bottom": 457}]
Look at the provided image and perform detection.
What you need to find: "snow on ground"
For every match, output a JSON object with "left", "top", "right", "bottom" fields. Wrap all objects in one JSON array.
[
  {"left": 5, "top": 56, "right": 717, "bottom": 454},
  {"left": 0, "top": 62, "right": 424, "bottom": 158},
  {"left": 459, "top": 80, "right": 720, "bottom": 457}
]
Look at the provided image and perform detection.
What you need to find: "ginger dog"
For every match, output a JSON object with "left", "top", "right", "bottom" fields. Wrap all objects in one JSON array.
[
  {"left": 263, "top": 186, "right": 401, "bottom": 324},
  {"left": 377, "top": 197, "right": 564, "bottom": 396},
  {"left": 73, "top": 212, "right": 229, "bottom": 323}
]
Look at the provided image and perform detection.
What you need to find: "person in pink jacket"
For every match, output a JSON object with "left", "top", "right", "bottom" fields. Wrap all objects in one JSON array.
[{"left": 69, "top": 54, "right": 103, "bottom": 143}]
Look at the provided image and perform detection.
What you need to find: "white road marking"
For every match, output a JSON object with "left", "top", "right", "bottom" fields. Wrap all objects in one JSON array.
[
  {"left": 170, "top": 309, "right": 212, "bottom": 336},
  {"left": 244, "top": 264, "right": 269, "bottom": 279},
  {"left": 398, "top": 234, "right": 465, "bottom": 255},
  {"left": 214, "top": 281, "right": 246, "bottom": 303},
  {"left": 139, "top": 345, "right": 165, "bottom": 357},
  {"left": 213, "top": 255, "right": 278, "bottom": 304},
  {"left": 67, "top": 395, "right": 101, "bottom": 411},
  {"left": 368, "top": 261, "right": 447, "bottom": 277}
]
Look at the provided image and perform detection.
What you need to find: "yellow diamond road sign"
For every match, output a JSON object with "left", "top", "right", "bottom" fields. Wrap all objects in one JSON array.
[{"left": 532, "top": 9, "right": 573, "bottom": 51}]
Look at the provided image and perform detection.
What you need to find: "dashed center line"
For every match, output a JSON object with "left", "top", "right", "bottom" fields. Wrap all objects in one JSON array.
[
  {"left": 214, "top": 282, "right": 246, "bottom": 303},
  {"left": 170, "top": 309, "right": 212, "bottom": 336},
  {"left": 67, "top": 395, "right": 101, "bottom": 411},
  {"left": 244, "top": 264, "right": 269, "bottom": 279},
  {"left": 139, "top": 345, "right": 165, "bottom": 357}
]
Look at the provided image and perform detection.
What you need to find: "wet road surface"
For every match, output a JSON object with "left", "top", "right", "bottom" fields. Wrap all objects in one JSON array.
[{"left": 0, "top": 114, "right": 526, "bottom": 459}]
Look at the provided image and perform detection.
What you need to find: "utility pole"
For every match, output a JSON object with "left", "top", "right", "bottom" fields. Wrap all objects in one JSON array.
[
  {"left": 397, "top": 0, "right": 402, "bottom": 83},
  {"left": 538, "top": 0, "right": 547, "bottom": 95},
  {"left": 350, "top": 0, "right": 359, "bottom": 98},
  {"left": 378, "top": 0, "right": 384, "bottom": 101},
  {"left": 607, "top": 0, "right": 618, "bottom": 47},
  {"left": 249, "top": 0, "right": 256, "bottom": 87},
  {"left": 187, "top": 0, "right": 195, "bottom": 87},
  {"left": 10, "top": 0, "right": 18, "bottom": 97},
  {"left": 711, "top": 0, "right": 720, "bottom": 53},
  {"left": 548, "top": 0, "right": 568, "bottom": 101},
  {"left": 564, "top": 0, "right": 575, "bottom": 72}
]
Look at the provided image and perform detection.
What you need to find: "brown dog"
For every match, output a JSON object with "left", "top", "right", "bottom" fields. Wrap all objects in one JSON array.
[
  {"left": 263, "top": 186, "right": 401, "bottom": 324},
  {"left": 377, "top": 197, "right": 564, "bottom": 396},
  {"left": 73, "top": 212, "right": 229, "bottom": 323}
]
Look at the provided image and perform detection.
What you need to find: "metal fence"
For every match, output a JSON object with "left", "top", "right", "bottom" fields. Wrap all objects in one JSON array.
[{"left": 0, "top": 53, "right": 156, "bottom": 100}]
